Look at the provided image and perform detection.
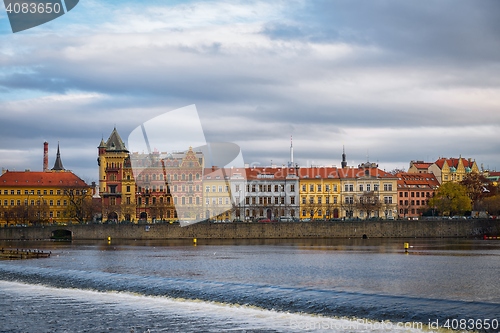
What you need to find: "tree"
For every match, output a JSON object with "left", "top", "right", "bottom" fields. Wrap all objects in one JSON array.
[
  {"left": 460, "top": 173, "right": 489, "bottom": 209},
  {"left": 356, "top": 191, "right": 382, "bottom": 219},
  {"left": 475, "top": 195, "right": 500, "bottom": 216},
  {"left": 429, "top": 182, "right": 471, "bottom": 216},
  {"left": 64, "top": 188, "right": 96, "bottom": 223}
]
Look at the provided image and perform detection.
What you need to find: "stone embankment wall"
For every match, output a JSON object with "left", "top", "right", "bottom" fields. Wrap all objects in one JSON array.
[{"left": 0, "top": 219, "right": 498, "bottom": 241}]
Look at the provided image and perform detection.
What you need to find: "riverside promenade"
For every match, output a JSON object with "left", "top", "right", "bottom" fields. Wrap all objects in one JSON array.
[{"left": 0, "top": 219, "right": 498, "bottom": 241}]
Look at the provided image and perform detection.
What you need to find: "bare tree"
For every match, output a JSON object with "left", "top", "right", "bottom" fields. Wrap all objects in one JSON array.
[{"left": 356, "top": 191, "right": 382, "bottom": 219}]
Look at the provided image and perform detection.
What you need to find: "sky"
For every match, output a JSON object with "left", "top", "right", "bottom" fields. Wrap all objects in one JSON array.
[{"left": 1, "top": 0, "right": 499, "bottom": 182}]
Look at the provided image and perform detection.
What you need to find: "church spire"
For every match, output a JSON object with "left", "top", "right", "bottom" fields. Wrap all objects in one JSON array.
[{"left": 51, "top": 142, "right": 65, "bottom": 171}]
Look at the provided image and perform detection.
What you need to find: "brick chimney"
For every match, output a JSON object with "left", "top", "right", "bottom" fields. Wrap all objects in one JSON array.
[{"left": 43, "top": 141, "right": 49, "bottom": 172}]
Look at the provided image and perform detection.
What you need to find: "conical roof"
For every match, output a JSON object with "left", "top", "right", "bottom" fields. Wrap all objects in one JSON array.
[
  {"left": 51, "top": 143, "right": 65, "bottom": 171},
  {"left": 105, "top": 127, "right": 128, "bottom": 152}
]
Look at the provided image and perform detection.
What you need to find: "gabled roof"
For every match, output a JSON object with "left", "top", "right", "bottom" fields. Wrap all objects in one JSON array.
[
  {"left": 434, "top": 157, "right": 475, "bottom": 170},
  {"left": 0, "top": 171, "right": 89, "bottom": 187}
]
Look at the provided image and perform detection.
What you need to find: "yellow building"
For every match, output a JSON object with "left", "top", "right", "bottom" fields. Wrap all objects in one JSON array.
[
  {"left": 203, "top": 167, "right": 233, "bottom": 221},
  {"left": 428, "top": 157, "right": 479, "bottom": 184},
  {"left": 98, "top": 128, "right": 136, "bottom": 222},
  {"left": 298, "top": 167, "right": 341, "bottom": 220},
  {"left": 0, "top": 145, "right": 91, "bottom": 226},
  {"left": 338, "top": 162, "right": 398, "bottom": 219}
]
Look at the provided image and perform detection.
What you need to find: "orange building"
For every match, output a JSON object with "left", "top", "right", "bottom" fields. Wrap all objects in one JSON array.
[{"left": 396, "top": 172, "right": 439, "bottom": 219}]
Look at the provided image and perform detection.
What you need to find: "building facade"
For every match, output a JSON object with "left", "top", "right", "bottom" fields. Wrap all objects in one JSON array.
[
  {"left": 396, "top": 172, "right": 439, "bottom": 219},
  {"left": 338, "top": 162, "right": 398, "bottom": 219},
  {"left": 0, "top": 144, "right": 91, "bottom": 226}
]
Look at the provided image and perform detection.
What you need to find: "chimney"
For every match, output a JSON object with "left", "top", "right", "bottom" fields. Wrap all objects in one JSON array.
[{"left": 43, "top": 141, "right": 49, "bottom": 172}]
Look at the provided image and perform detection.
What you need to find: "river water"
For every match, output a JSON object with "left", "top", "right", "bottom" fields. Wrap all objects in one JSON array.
[{"left": 0, "top": 238, "right": 499, "bottom": 333}]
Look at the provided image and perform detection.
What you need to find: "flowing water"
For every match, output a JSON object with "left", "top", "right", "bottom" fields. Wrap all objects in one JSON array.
[{"left": 0, "top": 238, "right": 499, "bottom": 333}]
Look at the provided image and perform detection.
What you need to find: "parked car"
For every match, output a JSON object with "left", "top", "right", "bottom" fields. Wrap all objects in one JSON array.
[{"left": 257, "top": 218, "right": 272, "bottom": 223}]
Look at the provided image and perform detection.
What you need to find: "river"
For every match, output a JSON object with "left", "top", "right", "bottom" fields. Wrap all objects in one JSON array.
[{"left": 0, "top": 238, "right": 499, "bottom": 332}]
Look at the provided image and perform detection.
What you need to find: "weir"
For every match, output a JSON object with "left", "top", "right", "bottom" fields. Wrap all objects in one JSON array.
[{"left": 0, "top": 219, "right": 498, "bottom": 241}]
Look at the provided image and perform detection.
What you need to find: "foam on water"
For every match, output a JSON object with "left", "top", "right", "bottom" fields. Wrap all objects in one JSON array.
[{"left": 0, "top": 280, "right": 430, "bottom": 333}]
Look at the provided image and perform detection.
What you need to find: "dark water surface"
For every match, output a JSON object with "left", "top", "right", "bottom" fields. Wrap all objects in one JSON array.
[{"left": 1, "top": 238, "right": 499, "bottom": 332}]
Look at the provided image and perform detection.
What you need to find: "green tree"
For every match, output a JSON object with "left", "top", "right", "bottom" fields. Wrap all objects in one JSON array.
[{"left": 429, "top": 182, "right": 471, "bottom": 216}]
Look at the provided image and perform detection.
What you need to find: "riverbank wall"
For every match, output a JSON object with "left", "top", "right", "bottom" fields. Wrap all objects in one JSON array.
[{"left": 0, "top": 219, "right": 498, "bottom": 241}]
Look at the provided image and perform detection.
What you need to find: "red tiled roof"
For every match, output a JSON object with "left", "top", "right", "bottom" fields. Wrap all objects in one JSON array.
[
  {"left": 337, "top": 167, "right": 396, "bottom": 179},
  {"left": 245, "top": 167, "right": 299, "bottom": 181},
  {"left": 0, "top": 171, "right": 89, "bottom": 187},
  {"left": 434, "top": 157, "right": 475, "bottom": 169},
  {"left": 396, "top": 172, "right": 440, "bottom": 188},
  {"left": 412, "top": 163, "right": 432, "bottom": 169}
]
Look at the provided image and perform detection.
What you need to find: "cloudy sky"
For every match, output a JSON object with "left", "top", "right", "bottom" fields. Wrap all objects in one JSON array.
[{"left": 1, "top": 0, "right": 499, "bottom": 182}]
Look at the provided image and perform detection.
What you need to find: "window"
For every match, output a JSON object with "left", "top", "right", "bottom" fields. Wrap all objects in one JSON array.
[
  {"left": 291, "top": 196, "right": 295, "bottom": 205},
  {"left": 309, "top": 184, "right": 314, "bottom": 192},
  {"left": 302, "top": 184, "right": 306, "bottom": 192},
  {"left": 359, "top": 184, "right": 363, "bottom": 192},
  {"left": 17, "top": 190, "right": 21, "bottom": 195},
  {"left": 126, "top": 185, "right": 130, "bottom": 193},
  {"left": 290, "top": 184, "right": 295, "bottom": 192},
  {"left": 317, "top": 197, "right": 322, "bottom": 204},
  {"left": 206, "top": 186, "right": 210, "bottom": 192},
  {"left": 325, "top": 184, "right": 330, "bottom": 192},
  {"left": 212, "top": 186, "right": 216, "bottom": 193},
  {"left": 366, "top": 184, "right": 371, "bottom": 192},
  {"left": 274, "top": 185, "right": 279, "bottom": 192},
  {"left": 384, "top": 196, "right": 393, "bottom": 204},
  {"left": 309, "top": 196, "right": 314, "bottom": 204},
  {"left": 302, "top": 197, "right": 306, "bottom": 204},
  {"left": 317, "top": 185, "right": 322, "bottom": 192},
  {"left": 235, "top": 185, "right": 240, "bottom": 192},
  {"left": 333, "top": 197, "right": 337, "bottom": 204},
  {"left": 373, "top": 184, "right": 379, "bottom": 191},
  {"left": 218, "top": 186, "right": 223, "bottom": 192}
]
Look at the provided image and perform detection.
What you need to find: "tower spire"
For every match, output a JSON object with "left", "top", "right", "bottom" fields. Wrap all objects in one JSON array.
[
  {"left": 341, "top": 145, "right": 347, "bottom": 168},
  {"left": 290, "top": 135, "right": 294, "bottom": 166},
  {"left": 51, "top": 142, "right": 65, "bottom": 171}
]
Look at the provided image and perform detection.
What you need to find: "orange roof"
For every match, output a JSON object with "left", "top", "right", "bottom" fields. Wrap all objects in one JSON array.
[
  {"left": 396, "top": 172, "right": 439, "bottom": 189},
  {"left": 337, "top": 167, "right": 396, "bottom": 179},
  {"left": 0, "top": 171, "right": 89, "bottom": 187},
  {"left": 412, "top": 163, "right": 432, "bottom": 169},
  {"left": 435, "top": 157, "right": 475, "bottom": 169},
  {"left": 245, "top": 166, "right": 298, "bottom": 181}
]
